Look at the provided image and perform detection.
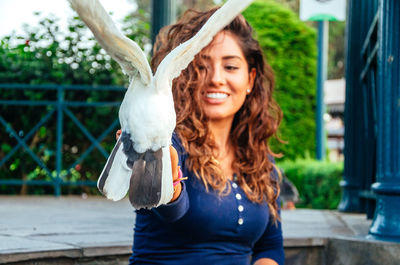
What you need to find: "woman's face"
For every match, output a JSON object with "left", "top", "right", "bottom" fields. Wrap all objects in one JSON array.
[{"left": 200, "top": 31, "right": 256, "bottom": 124}]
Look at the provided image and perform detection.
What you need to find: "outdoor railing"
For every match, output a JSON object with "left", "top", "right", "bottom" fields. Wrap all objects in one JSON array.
[{"left": 0, "top": 84, "right": 125, "bottom": 196}]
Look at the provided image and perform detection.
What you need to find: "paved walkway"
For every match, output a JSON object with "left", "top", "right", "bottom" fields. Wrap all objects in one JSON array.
[{"left": 0, "top": 196, "right": 372, "bottom": 264}]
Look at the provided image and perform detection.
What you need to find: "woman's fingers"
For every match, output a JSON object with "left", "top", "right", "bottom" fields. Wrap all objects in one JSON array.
[
  {"left": 169, "top": 145, "right": 182, "bottom": 203},
  {"left": 116, "top": 129, "right": 122, "bottom": 140},
  {"left": 169, "top": 145, "right": 179, "bottom": 181}
]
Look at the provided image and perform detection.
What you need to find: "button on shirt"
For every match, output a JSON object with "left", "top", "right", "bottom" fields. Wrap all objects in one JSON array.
[{"left": 130, "top": 133, "right": 284, "bottom": 265}]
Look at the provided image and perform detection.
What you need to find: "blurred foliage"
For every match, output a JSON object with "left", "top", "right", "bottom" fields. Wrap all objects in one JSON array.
[
  {"left": 244, "top": 0, "right": 317, "bottom": 161},
  {"left": 0, "top": 8, "right": 150, "bottom": 195},
  {"left": 0, "top": 14, "right": 127, "bottom": 85},
  {"left": 279, "top": 158, "right": 343, "bottom": 209},
  {"left": 274, "top": 0, "right": 299, "bottom": 13}
]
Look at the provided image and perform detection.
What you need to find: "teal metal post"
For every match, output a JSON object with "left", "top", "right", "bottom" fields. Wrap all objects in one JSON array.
[
  {"left": 339, "top": 0, "right": 380, "bottom": 215},
  {"left": 151, "top": 0, "right": 176, "bottom": 45},
  {"left": 55, "top": 86, "right": 64, "bottom": 196},
  {"left": 316, "top": 21, "right": 328, "bottom": 160},
  {"left": 338, "top": 0, "right": 364, "bottom": 212},
  {"left": 369, "top": 0, "right": 400, "bottom": 241}
]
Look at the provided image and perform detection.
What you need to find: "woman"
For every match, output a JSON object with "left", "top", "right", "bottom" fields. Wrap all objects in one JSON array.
[{"left": 127, "top": 6, "right": 284, "bottom": 265}]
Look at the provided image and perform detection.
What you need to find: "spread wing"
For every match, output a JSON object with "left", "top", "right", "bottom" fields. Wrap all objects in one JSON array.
[
  {"left": 68, "top": 0, "right": 152, "bottom": 85},
  {"left": 154, "top": 0, "right": 254, "bottom": 87}
]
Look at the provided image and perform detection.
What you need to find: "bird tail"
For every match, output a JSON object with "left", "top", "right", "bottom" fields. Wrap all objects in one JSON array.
[
  {"left": 128, "top": 146, "right": 174, "bottom": 209},
  {"left": 98, "top": 132, "right": 173, "bottom": 209}
]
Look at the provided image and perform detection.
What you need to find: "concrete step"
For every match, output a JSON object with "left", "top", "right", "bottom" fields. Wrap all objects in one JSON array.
[{"left": 0, "top": 196, "right": 399, "bottom": 265}]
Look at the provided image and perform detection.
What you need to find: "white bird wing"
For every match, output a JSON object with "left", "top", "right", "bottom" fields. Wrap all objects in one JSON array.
[
  {"left": 155, "top": 0, "right": 254, "bottom": 87},
  {"left": 68, "top": 0, "right": 152, "bottom": 85}
]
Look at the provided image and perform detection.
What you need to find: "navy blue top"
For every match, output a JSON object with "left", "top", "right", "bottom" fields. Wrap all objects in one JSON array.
[{"left": 129, "top": 133, "right": 284, "bottom": 265}]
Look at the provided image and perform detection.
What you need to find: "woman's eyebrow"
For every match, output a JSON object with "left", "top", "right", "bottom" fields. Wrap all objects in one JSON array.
[
  {"left": 200, "top": 55, "right": 243, "bottom": 61},
  {"left": 222, "top": 55, "right": 242, "bottom": 61}
]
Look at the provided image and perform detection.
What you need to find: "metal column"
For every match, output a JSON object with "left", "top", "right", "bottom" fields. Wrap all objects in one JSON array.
[
  {"left": 339, "top": 0, "right": 379, "bottom": 215},
  {"left": 151, "top": 0, "right": 176, "bottom": 45},
  {"left": 316, "top": 21, "right": 328, "bottom": 161},
  {"left": 55, "top": 86, "right": 64, "bottom": 196},
  {"left": 339, "top": 0, "right": 364, "bottom": 213},
  {"left": 369, "top": 0, "right": 400, "bottom": 241}
]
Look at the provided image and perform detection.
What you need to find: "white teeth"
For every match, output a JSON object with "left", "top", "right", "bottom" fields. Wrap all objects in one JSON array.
[{"left": 207, "top": 93, "right": 228, "bottom": 99}]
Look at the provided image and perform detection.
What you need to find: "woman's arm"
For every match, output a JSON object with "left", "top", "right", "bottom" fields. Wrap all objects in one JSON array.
[
  {"left": 252, "top": 215, "right": 284, "bottom": 265},
  {"left": 252, "top": 189, "right": 284, "bottom": 265}
]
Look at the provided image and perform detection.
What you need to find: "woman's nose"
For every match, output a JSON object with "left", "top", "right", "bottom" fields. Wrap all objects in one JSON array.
[{"left": 209, "top": 67, "right": 225, "bottom": 86}]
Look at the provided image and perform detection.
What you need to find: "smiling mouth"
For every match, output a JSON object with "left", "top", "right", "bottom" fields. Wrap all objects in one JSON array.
[{"left": 206, "top": 92, "right": 228, "bottom": 99}]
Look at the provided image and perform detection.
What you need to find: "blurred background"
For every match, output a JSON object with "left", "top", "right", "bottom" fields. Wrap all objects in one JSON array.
[{"left": 0, "top": 0, "right": 345, "bottom": 210}]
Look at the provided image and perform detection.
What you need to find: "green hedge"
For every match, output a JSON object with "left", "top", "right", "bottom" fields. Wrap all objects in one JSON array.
[
  {"left": 243, "top": 0, "right": 317, "bottom": 161},
  {"left": 279, "top": 159, "right": 343, "bottom": 209}
]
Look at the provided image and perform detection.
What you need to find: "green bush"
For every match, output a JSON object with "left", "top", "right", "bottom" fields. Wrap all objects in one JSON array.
[
  {"left": 243, "top": 0, "right": 317, "bottom": 161},
  {"left": 278, "top": 158, "right": 343, "bottom": 209}
]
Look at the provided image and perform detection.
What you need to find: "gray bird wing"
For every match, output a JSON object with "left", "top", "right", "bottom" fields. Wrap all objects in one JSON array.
[
  {"left": 69, "top": 0, "right": 152, "bottom": 85},
  {"left": 154, "top": 0, "right": 254, "bottom": 88}
]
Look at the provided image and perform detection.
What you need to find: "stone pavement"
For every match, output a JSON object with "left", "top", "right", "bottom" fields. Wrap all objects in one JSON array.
[
  {"left": 0, "top": 196, "right": 398, "bottom": 265},
  {"left": 0, "top": 196, "right": 134, "bottom": 264}
]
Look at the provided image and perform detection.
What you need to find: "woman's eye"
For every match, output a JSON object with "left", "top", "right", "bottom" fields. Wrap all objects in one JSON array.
[
  {"left": 198, "top": 65, "right": 209, "bottom": 71},
  {"left": 225, "top": 65, "right": 239, "bottom": 70}
]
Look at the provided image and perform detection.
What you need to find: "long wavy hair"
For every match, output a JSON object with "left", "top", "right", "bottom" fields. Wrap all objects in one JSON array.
[{"left": 151, "top": 8, "right": 283, "bottom": 221}]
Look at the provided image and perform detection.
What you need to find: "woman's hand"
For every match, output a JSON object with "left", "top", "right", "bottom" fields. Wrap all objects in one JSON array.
[
  {"left": 115, "top": 129, "right": 182, "bottom": 203},
  {"left": 116, "top": 129, "right": 122, "bottom": 140},
  {"left": 169, "top": 145, "right": 182, "bottom": 203}
]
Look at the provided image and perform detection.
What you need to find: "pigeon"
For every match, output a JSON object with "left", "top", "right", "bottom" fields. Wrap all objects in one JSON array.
[{"left": 68, "top": 0, "right": 254, "bottom": 209}]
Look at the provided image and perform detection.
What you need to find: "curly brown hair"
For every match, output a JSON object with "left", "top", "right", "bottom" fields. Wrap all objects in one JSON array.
[{"left": 151, "top": 8, "right": 283, "bottom": 221}]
